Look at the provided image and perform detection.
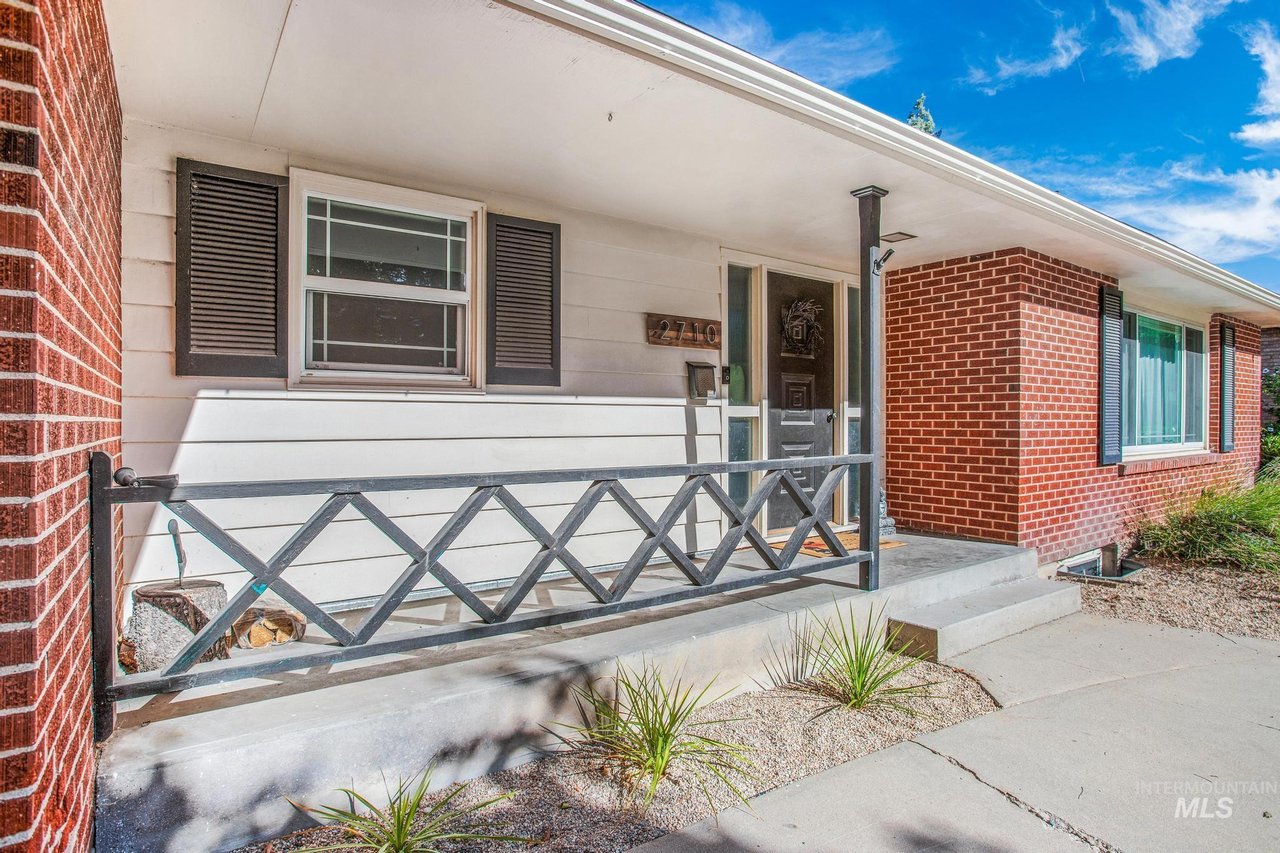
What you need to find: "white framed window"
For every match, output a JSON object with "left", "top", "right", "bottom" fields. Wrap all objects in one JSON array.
[
  {"left": 1121, "top": 308, "right": 1207, "bottom": 457},
  {"left": 288, "top": 169, "right": 484, "bottom": 387}
]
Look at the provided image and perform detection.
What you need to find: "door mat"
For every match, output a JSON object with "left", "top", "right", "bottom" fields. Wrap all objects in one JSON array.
[{"left": 769, "top": 530, "right": 906, "bottom": 558}]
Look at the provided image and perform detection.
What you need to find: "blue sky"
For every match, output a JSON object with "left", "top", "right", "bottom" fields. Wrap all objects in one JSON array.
[{"left": 649, "top": 0, "right": 1280, "bottom": 290}]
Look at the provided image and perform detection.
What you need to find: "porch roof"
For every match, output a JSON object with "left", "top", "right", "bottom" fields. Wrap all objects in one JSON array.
[{"left": 105, "top": 0, "right": 1280, "bottom": 323}]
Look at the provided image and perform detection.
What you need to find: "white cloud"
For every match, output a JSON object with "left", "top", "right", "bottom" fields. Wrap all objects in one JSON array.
[
  {"left": 991, "top": 151, "right": 1176, "bottom": 199},
  {"left": 969, "top": 5, "right": 1280, "bottom": 271},
  {"left": 966, "top": 24, "right": 1088, "bottom": 94},
  {"left": 982, "top": 149, "right": 1280, "bottom": 265},
  {"left": 684, "top": 2, "right": 896, "bottom": 88},
  {"left": 1235, "top": 22, "right": 1280, "bottom": 148},
  {"left": 1108, "top": 166, "right": 1280, "bottom": 262},
  {"left": 1107, "top": 0, "right": 1241, "bottom": 71}
]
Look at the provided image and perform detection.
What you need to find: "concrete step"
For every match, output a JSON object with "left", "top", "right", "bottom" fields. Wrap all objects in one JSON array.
[
  {"left": 887, "top": 578, "right": 1080, "bottom": 662},
  {"left": 880, "top": 547, "right": 1038, "bottom": 610}
]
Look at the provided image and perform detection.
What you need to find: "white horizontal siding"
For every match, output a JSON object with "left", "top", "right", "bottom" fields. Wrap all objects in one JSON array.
[
  {"left": 562, "top": 271, "right": 720, "bottom": 314},
  {"left": 125, "top": 484, "right": 723, "bottom": 545},
  {"left": 121, "top": 210, "right": 175, "bottom": 264},
  {"left": 121, "top": 434, "right": 723, "bottom": 514},
  {"left": 562, "top": 239, "right": 719, "bottom": 293},
  {"left": 121, "top": 258, "right": 177, "bottom": 307},
  {"left": 120, "top": 118, "right": 732, "bottom": 607},
  {"left": 123, "top": 397, "right": 720, "bottom": 444}
]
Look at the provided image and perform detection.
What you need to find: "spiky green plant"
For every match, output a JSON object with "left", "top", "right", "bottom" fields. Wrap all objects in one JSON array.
[
  {"left": 757, "top": 614, "right": 823, "bottom": 690},
  {"left": 799, "top": 604, "right": 935, "bottom": 717},
  {"left": 1131, "top": 477, "right": 1280, "bottom": 574},
  {"left": 290, "top": 767, "right": 525, "bottom": 853},
  {"left": 551, "top": 662, "right": 754, "bottom": 810}
]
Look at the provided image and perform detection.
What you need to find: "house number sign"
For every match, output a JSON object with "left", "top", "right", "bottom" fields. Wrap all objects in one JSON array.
[{"left": 645, "top": 312, "right": 721, "bottom": 350}]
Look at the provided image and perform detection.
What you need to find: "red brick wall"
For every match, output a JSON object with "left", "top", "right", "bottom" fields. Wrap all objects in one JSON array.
[
  {"left": 884, "top": 248, "right": 1024, "bottom": 543},
  {"left": 886, "top": 248, "right": 1260, "bottom": 564},
  {"left": 0, "top": 1, "right": 121, "bottom": 850}
]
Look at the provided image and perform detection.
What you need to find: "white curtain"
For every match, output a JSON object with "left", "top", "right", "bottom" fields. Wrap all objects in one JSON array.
[{"left": 1138, "top": 316, "right": 1182, "bottom": 444}]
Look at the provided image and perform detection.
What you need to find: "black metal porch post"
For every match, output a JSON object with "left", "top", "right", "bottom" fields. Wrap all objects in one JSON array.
[
  {"left": 851, "top": 185, "right": 887, "bottom": 591},
  {"left": 89, "top": 450, "right": 117, "bottom": 741}
]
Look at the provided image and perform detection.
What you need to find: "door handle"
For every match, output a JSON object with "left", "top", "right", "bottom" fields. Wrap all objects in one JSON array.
[{"left": 826, "top": 412, "right": 836, "bottom": 424}]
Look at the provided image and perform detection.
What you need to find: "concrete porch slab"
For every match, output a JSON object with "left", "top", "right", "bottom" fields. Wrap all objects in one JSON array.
[{"left": 95, "top": 534, "right": 1035, "bottom": 852}]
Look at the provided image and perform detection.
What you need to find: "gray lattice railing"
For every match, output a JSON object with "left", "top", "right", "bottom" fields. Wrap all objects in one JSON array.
[{"left": 89, "top": 451, "right": 877, "bottom": 740}]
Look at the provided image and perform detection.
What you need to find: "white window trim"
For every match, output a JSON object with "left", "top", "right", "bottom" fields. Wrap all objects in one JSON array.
[
  {"left": 287, "top": 168, "right": 486, "bottom": 390},
  {"left": 1120, "top": 306, "right": 1209, "bottom": 461},
  {"left": 1122, "top": 444, "right": 1211, "bottom": 462}
]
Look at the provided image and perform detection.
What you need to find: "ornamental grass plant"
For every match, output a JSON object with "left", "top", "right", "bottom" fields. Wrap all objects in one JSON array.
[
  {"left": 796, "top": 603, "right": 935, "bottom": 718},
  {"left": 550, "top": 662, "right": 754, "bottom": 810},
  {"left": 291, "top": 767, "right": 524, "bottom": 853},
  {"left": 1131, "top": 470, "right": 1280, "bottom": 574}
]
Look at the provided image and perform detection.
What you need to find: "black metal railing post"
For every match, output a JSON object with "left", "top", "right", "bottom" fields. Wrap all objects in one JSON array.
[{"left": 89, "top": 450, "right": 117, "bottom": 742}]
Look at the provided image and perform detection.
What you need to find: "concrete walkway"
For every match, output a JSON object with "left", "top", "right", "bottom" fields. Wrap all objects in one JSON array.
[{"left": 639, "top": 612, "right": 1280, "bottom": 852}]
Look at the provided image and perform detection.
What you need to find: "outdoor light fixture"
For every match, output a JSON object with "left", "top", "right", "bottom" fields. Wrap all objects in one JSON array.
[
  {"left": 874, "top": 247, "right": 895, "bottom": 273},
  {"left": 881, "top": 231, "right": 917, "bottom": 243}
]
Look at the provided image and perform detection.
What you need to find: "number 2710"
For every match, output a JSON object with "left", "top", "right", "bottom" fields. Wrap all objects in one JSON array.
[{"left": 655, "top": 319, "right": 719, "bottom": 344}]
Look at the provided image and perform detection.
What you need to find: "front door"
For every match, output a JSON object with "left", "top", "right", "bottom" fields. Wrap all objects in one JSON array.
[{"left": 767, "top": 272, "right": 835, "bottom": 530}]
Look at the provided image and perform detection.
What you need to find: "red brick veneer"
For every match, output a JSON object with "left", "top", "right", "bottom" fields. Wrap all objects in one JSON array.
[
  {"left": 0, "top": 1, "right": 121, "bottom": 849},
  {"left": 886, "top": 248, "right": 1259, "bottom": 563}
]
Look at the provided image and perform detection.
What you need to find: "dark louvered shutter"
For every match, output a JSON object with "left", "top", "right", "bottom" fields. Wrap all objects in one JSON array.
[
  {"left": 486, "top": 214, "right": 560, "bottom": 386},
  {"left": 1098, "top": 286, "right": 1124, "bottom": 465},
  {"left": 175, "top": 159, "right": 288, "bottom": 377},
  {"left": 1220, "top": 323, "right": 1236, "bottom": 453}
]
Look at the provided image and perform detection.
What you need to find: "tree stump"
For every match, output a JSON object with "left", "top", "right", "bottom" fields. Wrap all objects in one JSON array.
[
  {"left": 231, "top": 599, "right": 307, "bottom": 649},
  {"left": 118, "top": 579, "right": 231, "bottom": 674}
]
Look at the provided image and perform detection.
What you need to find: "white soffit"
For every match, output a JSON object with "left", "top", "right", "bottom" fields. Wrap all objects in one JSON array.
[
  {"left": 105, "top": 0, "right": 290, "bottom": 138},
  {"left": 104, "top": 0, "right": 1280, "bottom": 323}
]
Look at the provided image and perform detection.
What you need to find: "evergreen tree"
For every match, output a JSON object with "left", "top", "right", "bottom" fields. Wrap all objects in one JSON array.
[{"left": 906, "top": 93, "right": 939, "bottom": 137}]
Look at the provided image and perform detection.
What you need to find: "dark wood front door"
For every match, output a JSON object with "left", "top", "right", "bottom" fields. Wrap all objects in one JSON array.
[{"left": 767, "top": 272, "right": 835, "bottom": 530}]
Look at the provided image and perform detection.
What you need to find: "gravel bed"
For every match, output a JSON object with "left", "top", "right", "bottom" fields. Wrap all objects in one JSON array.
[
  {"left": 241, "top": 661, "right": 995, "bottom": 852},
  {"left": 1077, "top": 561, "right": 1280, "bottom": 641}
]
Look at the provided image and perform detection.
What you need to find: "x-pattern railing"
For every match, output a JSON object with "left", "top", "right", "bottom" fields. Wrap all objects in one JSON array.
[{"left": 89, "top": 451, "right": 876, "bottom": 740}]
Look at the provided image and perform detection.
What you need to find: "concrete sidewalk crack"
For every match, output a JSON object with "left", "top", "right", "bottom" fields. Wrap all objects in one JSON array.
[
  {"left": 909, "top": 740, "right": 1122, "bottom": 852},
  {"left": 753, "top": 600, "right": 792, "bottom": 615}
]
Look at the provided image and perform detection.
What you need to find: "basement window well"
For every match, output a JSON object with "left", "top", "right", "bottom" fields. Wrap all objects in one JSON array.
[{"left": 1058, "top": 545, "right": 1143, "bottom": 581}]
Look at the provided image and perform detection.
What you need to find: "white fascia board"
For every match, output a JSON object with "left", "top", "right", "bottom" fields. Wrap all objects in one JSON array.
[{"left": 506, "top": 0, "right": 1280, "bottom": 318}]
